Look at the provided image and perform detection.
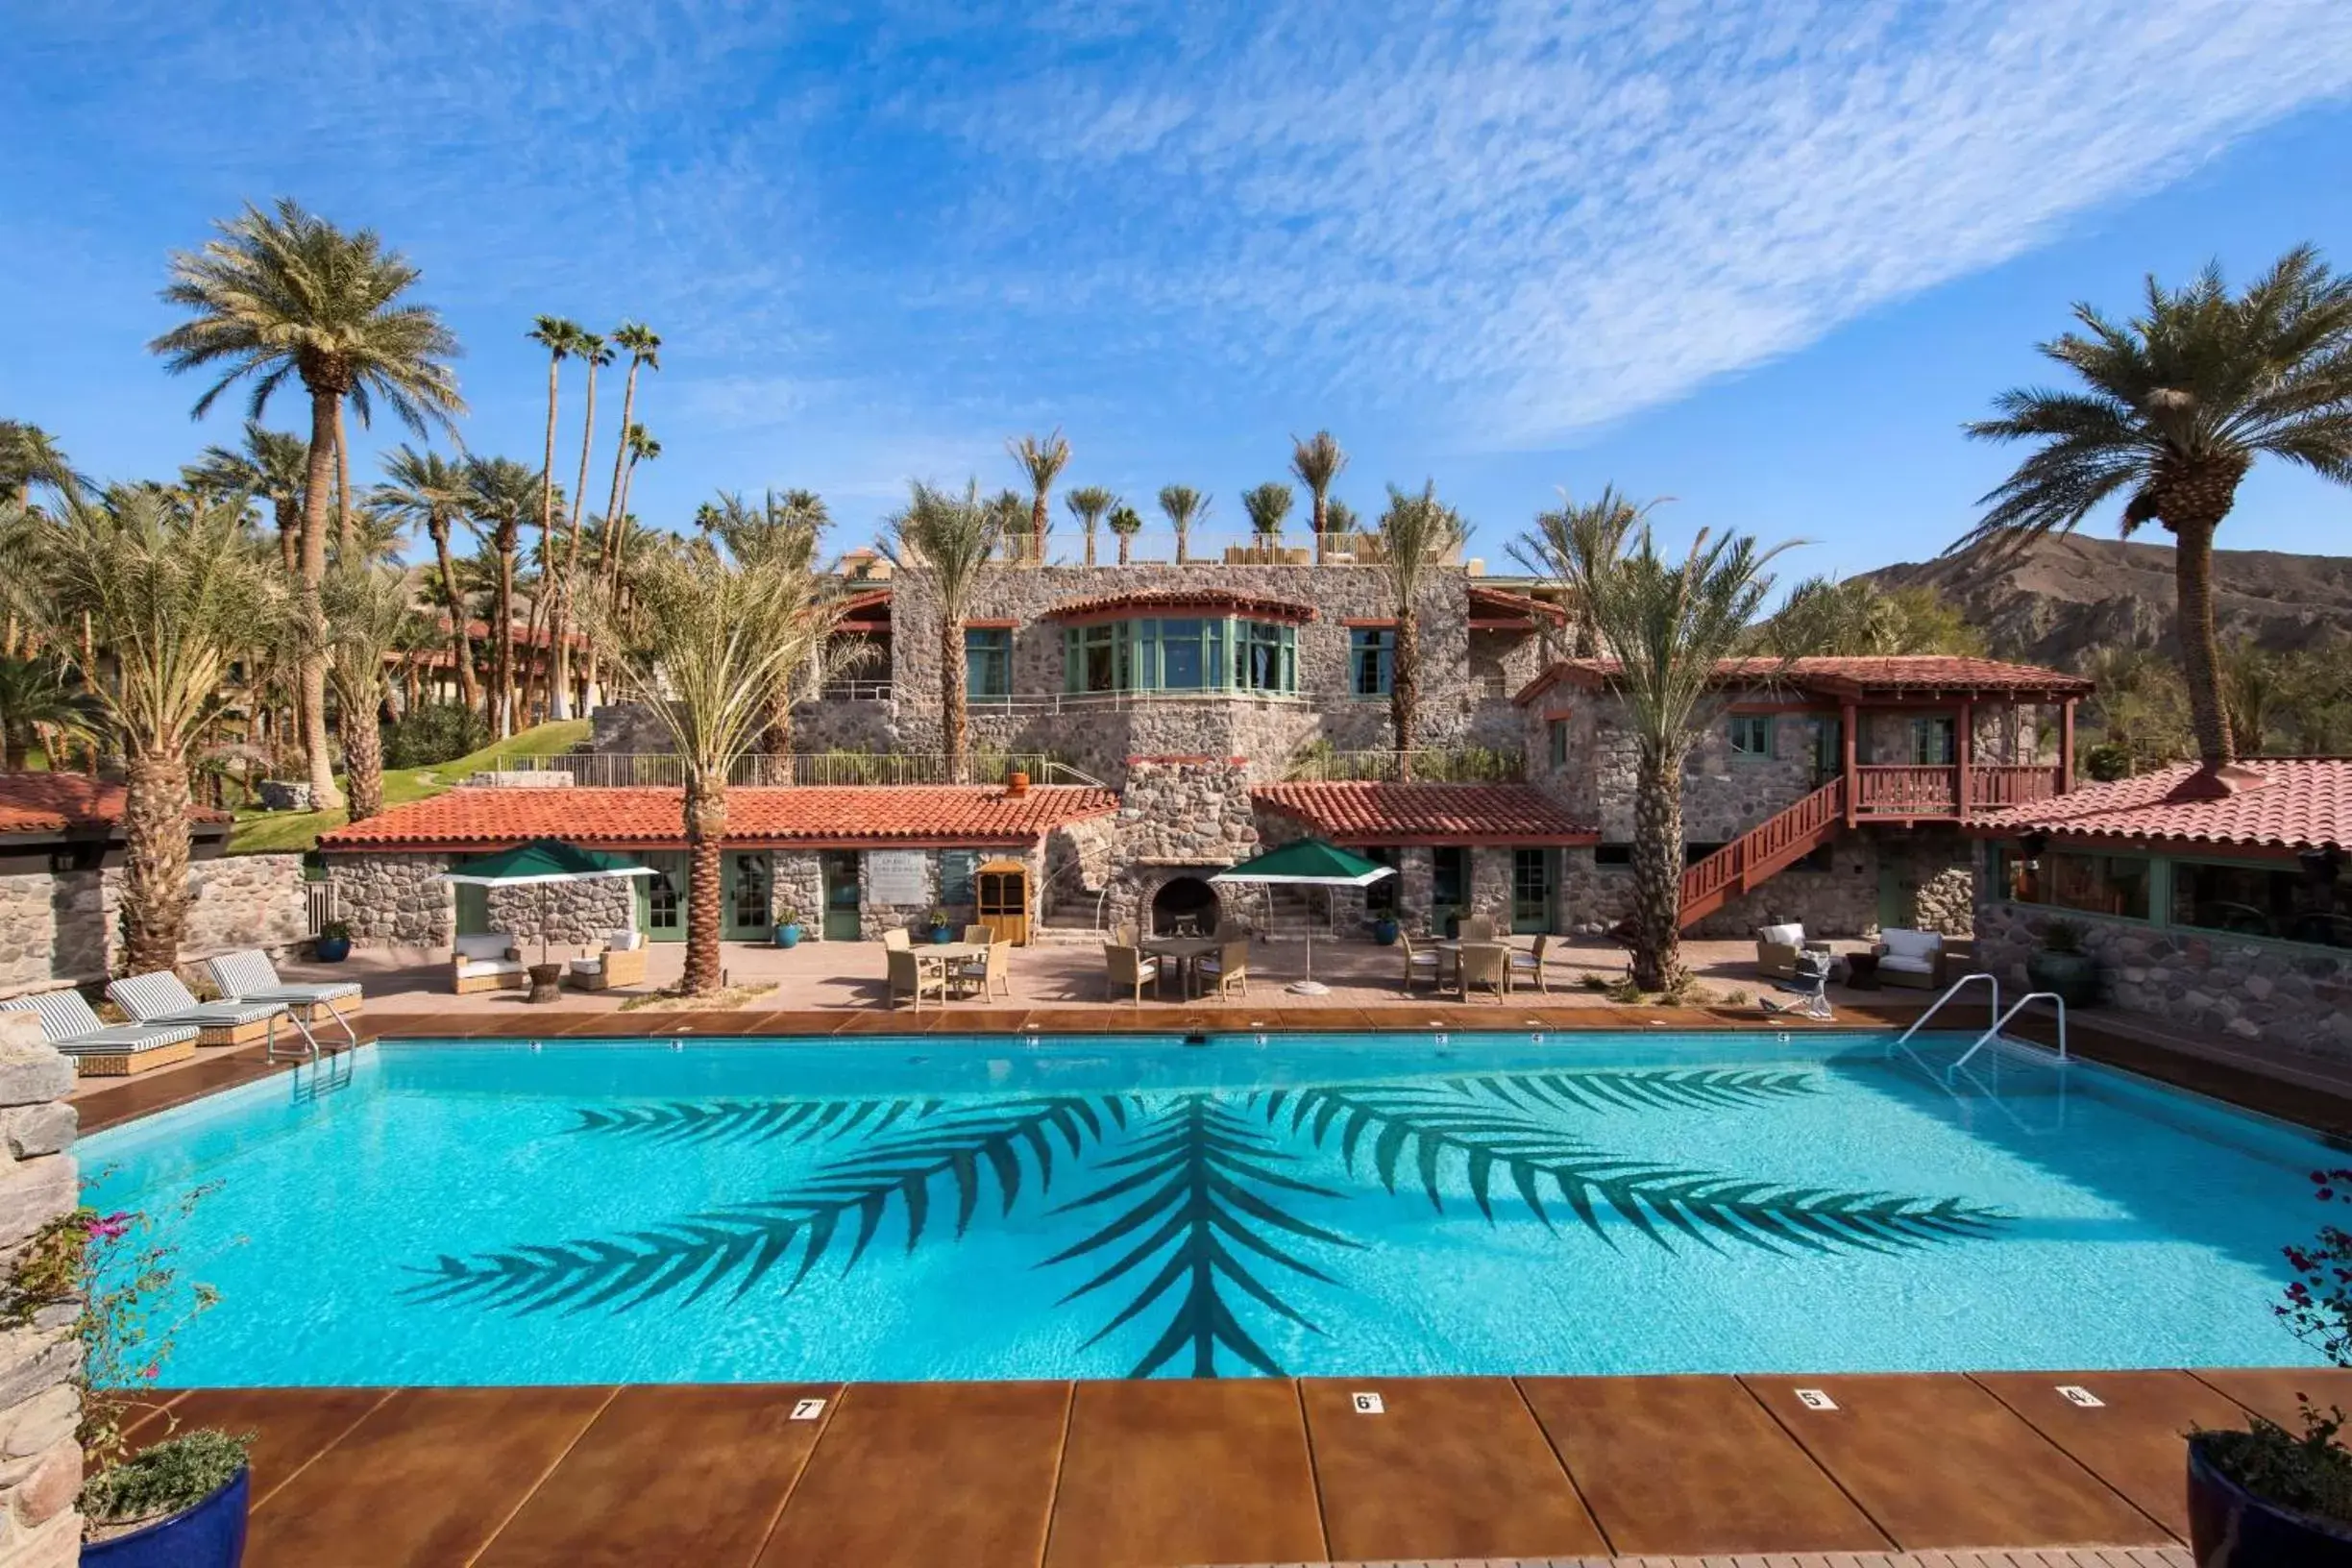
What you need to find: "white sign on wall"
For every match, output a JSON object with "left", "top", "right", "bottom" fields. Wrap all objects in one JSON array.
[{"left": 867, "top": 849, "right": 929, "bottom": 907}]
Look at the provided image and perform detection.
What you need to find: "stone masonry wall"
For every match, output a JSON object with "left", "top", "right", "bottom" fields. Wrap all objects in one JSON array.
[
  {"left": 329, "top": 853, "right": 454, "bottom": 946},
  {"left": 0, "top": 1012, "right": 83, "bottom": 1567},
  {"left": 485, "top": 877, "right": 636, "bottom": 946},
  {"left": 0, "top": 853, "right": 308, "bottom": 997},
  {"left": 772, "top": 852, "right": 823, "bottom": 936},
  {"left": 1973, "top": 895, "right": 2352, "bottom": 1065},
  {"left": 179, "top": 854, "right": 310, "bottom": 962}
]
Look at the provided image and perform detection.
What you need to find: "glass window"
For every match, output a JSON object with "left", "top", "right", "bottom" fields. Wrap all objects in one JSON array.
[
  {"left": 1350, "top": 627, "right": 1394, "bottom": 697},
  {"left": 1511, "top": 848, "right": 1552, "bottom": 933},
  {"left": 1159, "top": 618, "right": 1205, "bottom": 689},
  {"left": 1362, "top": 846, "right": 1399, "bottom": 916},
  {"left": 2172, "top": 859, "right": 2352, "bottom": 948},
  {"left": 1910, "top": 716, "right": 1956, "bottom": 765},
  {"left": 1066, "top": 625, "right": 1121, "bottom": 693},
  {"left": 1548, "top": 719, "right": 1570, "bottom": 768},
  {"left": 1594, "top": 844, "right": 1631, "bottom": 866},
  {"left": 966, "top": 628, "right": 1011, "bottom": 698},
  {"left": 940, "top": 850, "right": 978, "bottom": 906},
  {"left": 2008, "top": 849, "right": 2149, "bottom": 920},
  {"left": 1235, "top": 622, "right": 1292, "bottom": 694},
  {"left": 1432, "top": 846, "right": 1467, "bottom": 908},
  {"left": 1728, "top": 715, "right": 1772, "bottom": 756}
]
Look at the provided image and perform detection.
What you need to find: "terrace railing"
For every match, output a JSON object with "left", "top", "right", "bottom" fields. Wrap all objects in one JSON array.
[
  {"left": 1282, "top": 747, "right": 1525, "bottom": 783},
  {"left": 497, "top": 752, "right": 1068, "bottom": 789},
  {"left": 1856, "top": 764, "right": 2064, "bottom": 818}
]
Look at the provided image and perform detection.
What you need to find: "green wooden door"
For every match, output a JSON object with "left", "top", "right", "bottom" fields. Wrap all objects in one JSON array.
[
  {"left": 722, "top": 852, "right": 773, "bottom": 941},
  {"left": 1511, "top": 848, "right": 1552, "bottom": 934},
  {"left": 821, "top": 852, "right": 862, "bottom": 942},
  {"left": 639, "top": 853, "right": 687, "bottom": 943},
  {"left": 453, "top": 882, "right": 490, "bottom": 938}
]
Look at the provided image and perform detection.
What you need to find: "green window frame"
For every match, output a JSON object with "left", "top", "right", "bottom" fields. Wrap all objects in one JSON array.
[
  {"left": 1548, "top": 719, "right": 1570, "bottom": 768},
  {"left": 1910, "top": 716, "right": 1956, "bottom": 765},
  {"left": 966, "top": 628, "right": 1012, "bottom": 698},
  {"left": 1061, "top": 616, "right": 1296, "bottom": 696},
  {"left": 2170, "top": 857, "right": 2351, "bottom": 950},
  {"left": 940, "top": 850, "right": 979, "bottom": 906},
  {"left": 1349, "top": 627, "right": 1393, "bottom": 697},
  {"left": 2005, "top": 847, "right": 2151, "bottom": 922},
  {"left": 1727, "top": 714, "right": 1772, "bottom": 757}
]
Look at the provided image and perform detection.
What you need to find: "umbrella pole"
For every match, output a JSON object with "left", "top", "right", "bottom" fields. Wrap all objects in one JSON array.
[{"left": 1288, "top": 884, "right": 1331, "bottom": 996}]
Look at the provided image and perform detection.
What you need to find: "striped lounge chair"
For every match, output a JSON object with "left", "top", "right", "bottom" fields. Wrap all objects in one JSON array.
[
  {"left": 0, "top": 990, "right": 198, "bottom": 1077},
  {"left": 109, "top": 971, "right": 316, "bottom": 1059},
  {"left": 203, "top": 949, "right": 362, "bottom": 1044}
]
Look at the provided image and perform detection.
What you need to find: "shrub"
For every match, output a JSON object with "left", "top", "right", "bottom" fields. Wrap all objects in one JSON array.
[
  {"left": 382, "top": 702, "right": 491, "bottom": 770},
  {"left": 2039, "top": 918, "right": 2085, "bottom": 954},
  {"left": 83, "top": 1430, "right": 250, "bottom": 1528}
]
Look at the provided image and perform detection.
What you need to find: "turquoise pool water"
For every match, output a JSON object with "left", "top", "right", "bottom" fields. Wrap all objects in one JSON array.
[{"left": 85, "top": 1031, "right": 2325, "bottom": 1385}]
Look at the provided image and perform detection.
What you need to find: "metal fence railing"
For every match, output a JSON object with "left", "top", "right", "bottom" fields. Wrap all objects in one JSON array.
[
  {"left": 1281, "top": 747, "right": 1525, "bottom": 783},
  {"left": 495, "top": 752, "right": 1072, "bottom": 789},
  {"left": 304, "top": 881, "right": 338, "bottom": 936}
]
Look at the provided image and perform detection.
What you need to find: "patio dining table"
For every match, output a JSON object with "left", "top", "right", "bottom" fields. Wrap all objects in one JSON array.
[
  {"left": 1139, "top": 935, "right": 1221, "bottom": 1000},
  {"left": 1434, "top": 939, "right": 1516, "bottom": 997},
  {"left": 913, "top": 942, "right": 991, "bottom": 1000}
]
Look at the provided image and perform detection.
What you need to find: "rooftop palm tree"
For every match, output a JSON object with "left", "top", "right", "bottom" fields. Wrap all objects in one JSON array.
[
  {"left": 150, "top": 199, "right": 465, "bottom": 811},
  {"left": 373, "top": 445, "right": 481, "bottom": 718},
  {"left": 6, "top": 487, "right": 280, "bottom": 971},
  {"left": 0, "top": 422, "right": 86, "bottom": 509},
  {"left": 1240, "top": 481, "right": 1293, "bottom": 544},
  {"left": 593, "top": 540, "right": 830, "bottom": 993},
  {"left": 1066, "top": 485, "right": 1114, "bottom": 568},
  {"left": 463, "top": 456, "right": 542, "bottom": 738},
  {"left": 1157, "top": 484, "right": 1207, "bottom": 566},
  {"left": 1107, "top": 501, "right": 1142, "bottom": 566},
  {"left": 1008, "top": 430, "right": 1070, "bottom": 566},
  {"left": 1372, "top": 483, "right": 1467, "bottom": 780},
  {"left": 184, "top": 421, "right": 309, "bottom": 576},
  {"left": 1581, "top": 527, "right": 1793, "bottom": 991},
  {"left": 1289, "top": 430, "right": 1347, "bottom": 562},
  {"left": 318, "top": 559, "right": 416, "bottom": 821},
  {"left": 1511, "top": 485, "right": 1648, "bottom": 658},
  {"left": 1965, "top": 246, "right": 2352, "bottom": 789},
  {"left": 886, "top": 480, "right": 1002, "bottom": 783},
  {"left": 551, "top": 331, "right": 611, "bottom": 720}
]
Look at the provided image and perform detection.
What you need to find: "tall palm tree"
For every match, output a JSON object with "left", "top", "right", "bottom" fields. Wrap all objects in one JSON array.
[
  {"left": 522, "top": 317, "right": 583, "bottom": 720},
  {"left": 1241, "top": 482, "right": 1293, "bottom": 549},
  {"left": 1007, "top": 430, "right": 1069, "bottom": 566},
  {"left": 1371, "top": 483, "right": 1467, "bottom": 779},
  {"left": 585, "top": 425, "right": 659, "bottom": 708},
  {"left": 463, "top": 457, "right": 541, "bottom": 737},
  {"left": 150, "top": 199, "right": 465, "bottom": 811},
  {"left": 6, "top": 487, "right": 279, "bottom": 970},
  {"left": 593, "top": 541, "right": 829, "bottom": 993},
  {"left": 885, "top": 480, "right": 1002, "bottom": 783},
  {"left": 1511, "top": 485, "right": 1648, "bottom": 657},
  {"left": 548, "top": 331, "right": 611, "bottom": 720},
  {"left": 184, "top": 421, "right": 309, "bottom": 576},
  {"left": 319, "top": 559, "right": 415, "bottom": 821},
  {"left": 373, "top": 445, "right": 481, "bottom": 717},
  {"left": 700, "top": 490, "right": 826, "bottom": 762},
  {"left": 602, "top": 324, "right": 662, "bottom": 531},
  {"left": 1580, "top": 527, "right": 1793, "bottom": 991},
  {"left": 0, "top": 422, "right": 86, "bottom": 509},
  {"left": 1106, "top": 502, "right": 1142, "bottom": 566},
  {"left": 610, "top": 426, "right": 658, "bottom": 571},
  {"left": 1966, "top": 246, "right": 2352, "bottom": 789},
  {"left": 0, "top": 654, "right": 96, "bottom": 772},
  {"left": 1289, "top": 430, "right": 1347, "bottom": 562},
  {"left": 1158, "top": 484, "right": 1207, "bottom": 566},
  {"left": 1066, "top": 485, "right": 1114, "bottom": 568}
]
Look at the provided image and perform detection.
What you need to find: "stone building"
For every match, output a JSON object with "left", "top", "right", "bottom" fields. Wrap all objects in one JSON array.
[{"left": 1972, "top": 758, "right": 2351, "bottom": 1061}]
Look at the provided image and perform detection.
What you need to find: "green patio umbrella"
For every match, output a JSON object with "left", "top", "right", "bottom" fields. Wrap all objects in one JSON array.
[
  {"left": 1212, "top": 838, "right": 1395, "bottom": 995},
  {"left": 441, "top": 839, "right": 656, "bottom": 964}
]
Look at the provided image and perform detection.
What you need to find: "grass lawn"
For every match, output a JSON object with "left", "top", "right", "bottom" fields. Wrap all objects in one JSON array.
[{"left": 227, "top": 721, "right": 592, "bottom": 855}]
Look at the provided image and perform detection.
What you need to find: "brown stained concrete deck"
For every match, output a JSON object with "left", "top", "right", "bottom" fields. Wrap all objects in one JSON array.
[{"left": 124, "top": 1371, "right": 2329, "bottom": 1567}]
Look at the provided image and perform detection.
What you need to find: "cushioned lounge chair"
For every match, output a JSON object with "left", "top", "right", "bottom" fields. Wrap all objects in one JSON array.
[
  {"left": 568, "top": 930, "right": 649, "bottom": 991},
  {"left": 203, "top": 949, "right": 362, "bottom": 1044},
  {"left": 110, "top": 971, "right": 310, "bottom": 1054},
  {"left": 0, "top": 990, "right": 198, "bottom": 1078},
  {"left": 451, "top": 934, "right": 527, "bottom": 994},
  {"left": 1755, "top": 922, "right": 1832, "bottom": 981},
  {"left": 1873, "top": 927, "right": 1948, "bottom": 990}
]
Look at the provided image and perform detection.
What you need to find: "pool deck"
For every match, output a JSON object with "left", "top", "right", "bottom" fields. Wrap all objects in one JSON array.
[{"left": 125, "top": 1369, "right": 2321, "bottom": 1566}]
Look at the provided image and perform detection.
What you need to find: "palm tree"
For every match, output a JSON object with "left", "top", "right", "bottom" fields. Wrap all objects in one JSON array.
[
  {"left": 699, "top": 490, "right": 826, "bottom": 763},
  {"left": 0, "top": 654, "right": 96, "bottom": 772},
  {"left": 1762, "top": 576, "right": 1984, "bottom": 658},
  {"left": 184, "top": 421, "right": 309, "bottom": 576},
  {"left": 1158, "top": 484, "right": 1207, "bottom": 566},
  {"left": 1066, "top": 485, "right": 1114, "bottom": 568},
  {"left": 601, "top": 325, "right": 662, "bottom": 531},
  {"left": 584, "top": 426, "right": 659, "bottom": 708},
  {"left": 1371, "top": 483, "right": 1467, "bottom": 779},
  {"left": 1240, "top": 482, "right": 1293, "bottom": 548},
  {"left": 549, "top": 331, "right": 611, "bottom": 720},
  {"left": 1580, "top": 527, "right": 1793, "bottom": 991},
  {"left": 6, "top": 488, "right": 278, "bottom": 970},
  {"left": 1289, "top": 430, "right": 1347, "bottom": 562},
  {"left": 1007, "top": 430, "right": 1069, "bottom": 565},
  {"left": 463, "top": 457, "right": 541, "bottom": 736},
  {"left": 319, "top": 559, "right": 415, "bottom": 821},
  {"left": 1511, "top": 486, "right": 1648, "bottom": 657},
  {"left": 1966, "top": 246, "right": 2352, "bottom": 789},
  {"left": 0, "top": 422, "right": 85, "bottom": 509},
  {"left": 150, "top": 199, "right": 465, "bottom": 812},
  {"left": 885, "top": 481, "right": 1002, "bottom": 783},
  {"left": 592, "top": 540, "right": 829, "bottom": 993},
  {"left": 373, "top": 446, "right": 480, "bottom": 718},
  {"left": 1106, "top": 502, "right": 1142, "bottom": 565},
  {"left": 611, "top": 426, "right": 658, "bottom": 566}
]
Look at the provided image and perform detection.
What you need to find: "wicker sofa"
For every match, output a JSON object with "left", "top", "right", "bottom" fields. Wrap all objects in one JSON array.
[
  {"left": 451, "top": 934, "right": 527, "bottom": 995},
  {"left": 1755, "top": 922, "right": 1833, "bottom": 981}
]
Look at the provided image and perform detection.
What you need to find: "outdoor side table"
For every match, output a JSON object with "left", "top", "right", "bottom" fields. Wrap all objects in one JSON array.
[{"left": 526, "top": 962, "right": 566, "bottom": 1003}]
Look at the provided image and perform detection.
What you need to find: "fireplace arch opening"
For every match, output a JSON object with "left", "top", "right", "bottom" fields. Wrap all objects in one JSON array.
[{"left": 1149, "top": 874, "right": 1220, "bottom": 938}]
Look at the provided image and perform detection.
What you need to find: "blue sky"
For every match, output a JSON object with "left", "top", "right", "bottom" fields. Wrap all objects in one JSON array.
[{"left": 7, "top": 0, "right": 2350, "bottom": 581}]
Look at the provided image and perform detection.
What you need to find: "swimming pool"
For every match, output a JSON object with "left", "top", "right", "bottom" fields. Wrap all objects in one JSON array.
[{"left": 86, "top": 1030, "right": 2323, "bottom": 1385}]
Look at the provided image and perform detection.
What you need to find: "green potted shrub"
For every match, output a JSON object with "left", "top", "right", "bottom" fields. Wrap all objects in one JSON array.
[
  {"left": 2187, "top": 1166, "right": 2352, "bottom": 1562},
  {"left": 4, "top": 1194, "right": 252, "bottom": 1566},
  {"left": 2023, "top": 917, "right": 2098, "bottom": 1005},
  {"left": 923, "top": 908, "right": 954, "bottom": 944},
  {"left": 1371, "top": 912, "right": 1401, "bottom": 945},
  {"left": 772, "top": 908, "right": 804, "bottom": 948},
  {"left": 311, "top": 919, "right": 353, "bottom": 964}
]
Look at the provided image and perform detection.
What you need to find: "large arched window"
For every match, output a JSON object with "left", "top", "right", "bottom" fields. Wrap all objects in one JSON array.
[{"left": 1061, "top": 617, "right": 1299, "bottom": 694}]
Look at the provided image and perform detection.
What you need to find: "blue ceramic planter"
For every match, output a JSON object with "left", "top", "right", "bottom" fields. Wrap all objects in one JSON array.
[
  {"left": 312, "top": 936, "right": 352, "bottom": 963},
  {"left": 2190, "top": 1434, "right": 2352, "bottom": 1566},
  {"left": 83, "top": 1465, "right": 249, "bottom": 1568},
  {"left": 929, "top": 927, "right": 952, "bottom": 944},
  {"left": 773, "top": 923, "right": 803, "bottom": 948}
]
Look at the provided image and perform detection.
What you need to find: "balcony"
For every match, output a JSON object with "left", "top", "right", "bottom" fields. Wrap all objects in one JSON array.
[{"left": 1853, "top": 764, "right": 2064, "bottom": 820}]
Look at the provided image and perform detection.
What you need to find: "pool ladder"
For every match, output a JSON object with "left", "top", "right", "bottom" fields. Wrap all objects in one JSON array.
[{"left": 1891, "top": 973, "right": 2070, "bottom": 1132}]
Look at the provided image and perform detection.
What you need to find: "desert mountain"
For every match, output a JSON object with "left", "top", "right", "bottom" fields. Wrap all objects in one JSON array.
[{"left": 1857, "top": 533, "right": 2352, "bottom": 669}]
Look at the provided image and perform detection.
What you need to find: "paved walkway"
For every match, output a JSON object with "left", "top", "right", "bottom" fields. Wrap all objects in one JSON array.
[{"left": 126, "top": 1370, "right": 2306, "bottom": 1567}]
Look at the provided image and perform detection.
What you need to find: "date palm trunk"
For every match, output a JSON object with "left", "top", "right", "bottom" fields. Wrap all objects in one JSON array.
[
  {"left": 2170, "top": 514, "right": 2236, "bottom": 769},
  {"left": 299, "top": 389, "right": 345, "bottom": 808},
  {"left": 1628, "top": 743, "right": 1684, "bottom": 992},
  {"left": 334, "top": 404, "right": 355, "bottom": 558},
  {"left": 121, "top": 749, "right": 192, "bottom": 975},
  {"left": 941, "top": 616, "right": 969, "bottom": 784},
  {"left": 494, "top": 525, "right": 519, "bottom": 737},
  {"left": 1389, "top": 608, "right": 1419, "bottom": 781},
  {"left": 1116, "top": 532, "right": 1133, "bottom": 567},
  {"left": 553, "top": 364, "right": 600, "bottom": 721},
  {"left": 428, "top": 515, "right": 481, "bottom": 716},
  {"left": 683, "top": 773, "right": 726, "bottom": 994},
  {"left": 342, "top": 694, "right": 385, "bottom": 822}
]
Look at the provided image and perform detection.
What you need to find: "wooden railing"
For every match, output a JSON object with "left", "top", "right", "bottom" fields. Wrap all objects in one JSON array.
[
  {"left": 1854, "top": 766, "right": 1958, "bottom": 817},
  {"left": 1680, "top": 777, "right": 1846, "bottom": 920},
  {"left": 1966, "top": 765, "right": 2064, "bottom": 808}
]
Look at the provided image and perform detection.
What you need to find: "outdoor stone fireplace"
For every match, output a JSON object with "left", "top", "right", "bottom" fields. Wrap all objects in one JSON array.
[{"left": 1148, "top": 873, "right": 1221, "bottom": 936}]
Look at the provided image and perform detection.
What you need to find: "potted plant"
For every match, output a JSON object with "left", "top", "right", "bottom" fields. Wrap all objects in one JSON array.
[
  {"left": 1371, "top": 913, "right": 1400, "bottom": 946},
  {"left": 772, "top": 909, "right": 804, "bottom": 948},
  {"left": 2187, "top": 1166, "right": 2352, "bottom": 1563},
  {"left": 2024, "top": 918, "right": 2098, "bottom": 1005},
  {"left": 4, "top": 1194, "right": 251, "bottom": 1566},
  {"left": 311, "top": 919, "right": 353, "bottom": 964},
  {"left": 924, "top": 908, "right": 954, "bottom": 944}
]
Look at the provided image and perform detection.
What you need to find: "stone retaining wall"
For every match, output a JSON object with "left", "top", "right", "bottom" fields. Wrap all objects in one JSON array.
[
  {"left": 0, "top": 853, "right": 308, "bottom": 996},
  {"left": 0, "top": 1012, "right": 82, "bottom": 1567},
  {"left": 329, "top": 853, "right": 455, "bottom": 946}
]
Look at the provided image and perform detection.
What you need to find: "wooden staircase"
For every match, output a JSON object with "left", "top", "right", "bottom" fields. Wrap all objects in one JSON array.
[{"left": 1678, "top": 777, "right": 1847, "bottom": 928}]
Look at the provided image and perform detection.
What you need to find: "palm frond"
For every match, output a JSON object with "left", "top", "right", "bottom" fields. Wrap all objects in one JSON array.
[{"left": 570, "top": 1095, "right": 943, "bottom": 1148}]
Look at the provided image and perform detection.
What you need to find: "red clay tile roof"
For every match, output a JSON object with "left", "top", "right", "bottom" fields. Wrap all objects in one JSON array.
[
  {"left": 1517, "top": 654, "right": 2091, "bottom": 705},
  {"left": 1466, "top": 586, "right": 1566, "bottom": 625},
  {"left": 1251, "top": 782, "right": 1598, "bottom": 846},
  {"left": 1040, "top": 589, "right": 1316, "bottom": 625},
  {"left": 0, "top": 775, "right": 230, "bottom": 835},
  {"left": 318, "top": 784, "right": 1118, "bottom": 851},
  {"left": 1973, "top": 760, "right": 2352, "bottom": 852}
]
